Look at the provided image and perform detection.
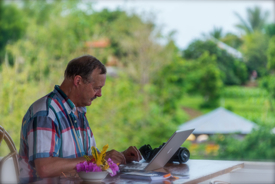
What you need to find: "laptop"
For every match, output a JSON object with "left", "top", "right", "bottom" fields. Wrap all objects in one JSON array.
[{"left": 120, "top": 128, "right": 195, "bottom": 172}]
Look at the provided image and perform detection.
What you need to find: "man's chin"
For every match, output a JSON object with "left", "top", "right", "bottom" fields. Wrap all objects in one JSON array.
[
  {"left": 86, "top": 100, "right": 92, "bottom": 106},
  {"left": 89, "top": 99, "right": 96, "bottom": 104}
]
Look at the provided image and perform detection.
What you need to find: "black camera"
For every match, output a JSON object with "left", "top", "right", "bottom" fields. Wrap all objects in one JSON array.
[{"left": 139, "top": 143, "right": 190, "bottom": 164}]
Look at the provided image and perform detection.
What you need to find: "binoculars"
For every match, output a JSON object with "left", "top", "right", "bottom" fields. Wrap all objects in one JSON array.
[{"left": 139, "top": 143, "right": 190, "bottom": 164}]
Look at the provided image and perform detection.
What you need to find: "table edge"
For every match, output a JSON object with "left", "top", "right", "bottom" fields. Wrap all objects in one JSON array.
[{"left": 183, "top": 162, "right": 244, "bottom": 184}]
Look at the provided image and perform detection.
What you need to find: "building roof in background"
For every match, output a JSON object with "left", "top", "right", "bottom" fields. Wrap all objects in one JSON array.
[
  {"left": 209, "top": 36, "right": 243, "bottom": 59},
  {"left": 179, "top": 107, "right": 257, "bottom": 135},
  {"left": 85, "top": 39, "right": 110, "bottom": 48}
]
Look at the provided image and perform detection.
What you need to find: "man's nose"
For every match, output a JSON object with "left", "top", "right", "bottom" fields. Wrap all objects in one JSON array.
[{"left": 95, "top": 89, "right": 102, "bottom": 97}]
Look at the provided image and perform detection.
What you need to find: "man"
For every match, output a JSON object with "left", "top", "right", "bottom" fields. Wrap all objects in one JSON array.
[{"left": 19, "top": 55, "right": 141, "bottom": 181}]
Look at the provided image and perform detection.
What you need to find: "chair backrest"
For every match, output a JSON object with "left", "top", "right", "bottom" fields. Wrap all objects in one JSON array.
[{"left": 0, "top": 125, "right": 20, "bottom": 183}]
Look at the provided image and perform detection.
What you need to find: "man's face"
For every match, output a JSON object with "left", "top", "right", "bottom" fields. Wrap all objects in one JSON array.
[{"left": 78, "top": 67, "right": 106, "bottom": 107}]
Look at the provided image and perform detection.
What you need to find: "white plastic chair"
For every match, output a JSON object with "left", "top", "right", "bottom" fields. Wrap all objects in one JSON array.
[{"left": 0, "top": 125, "right": 20, "bottom": 183}]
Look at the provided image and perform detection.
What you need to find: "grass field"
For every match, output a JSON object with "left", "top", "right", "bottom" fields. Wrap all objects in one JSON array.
[{"left": 179, "top": 86, "right": 275, "bottom": 126}]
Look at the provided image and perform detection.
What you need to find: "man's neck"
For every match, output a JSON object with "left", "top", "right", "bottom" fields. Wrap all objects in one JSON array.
[
  {"left": 59, "top": 81, "right": 72, "bottom": 100},
  {"left": 59, "top": 79, "right": 79, "bottom": 118}
]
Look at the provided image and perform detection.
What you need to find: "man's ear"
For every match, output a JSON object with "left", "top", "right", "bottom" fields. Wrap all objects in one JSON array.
[{"left": 73, "top": 75, "right": 82, "bottom": 87}]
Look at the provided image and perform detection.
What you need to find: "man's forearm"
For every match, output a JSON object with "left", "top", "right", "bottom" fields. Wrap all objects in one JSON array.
[{"left": 34, "top": 156, "right": 87, "bottom": 178}]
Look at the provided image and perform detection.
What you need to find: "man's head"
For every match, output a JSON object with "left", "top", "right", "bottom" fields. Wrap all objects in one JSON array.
[
  {"left": 63, "top": 55, "right": 107, "bottom": 107},
  {"left": 65, "top": 55, "right": 106, "bottom": 82}
]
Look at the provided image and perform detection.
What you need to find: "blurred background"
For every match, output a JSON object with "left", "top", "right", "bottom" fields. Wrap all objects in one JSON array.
[{"left": 0, "top": 0, "right": 275, "bottom": 162}]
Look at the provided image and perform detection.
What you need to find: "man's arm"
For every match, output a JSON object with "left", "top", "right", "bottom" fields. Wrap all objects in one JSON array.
[
  {"left": 35, "top": 149, "right": 130, "bottom": 178},
  {"left": 34, "top": 146, "right": 141, "bottom": 178},
  {"left": 34, "top": 157, "right": 87, "bottom": 178}
]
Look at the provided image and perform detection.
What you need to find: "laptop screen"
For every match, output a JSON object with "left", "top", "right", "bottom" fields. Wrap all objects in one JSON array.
[{"left": 144, "top": 128, "right": 195, "bottom": 171}]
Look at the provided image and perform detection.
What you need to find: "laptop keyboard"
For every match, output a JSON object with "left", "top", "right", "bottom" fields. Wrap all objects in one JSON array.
[{"left": 120, "top": 163, "right": 148, "bottom": 171}]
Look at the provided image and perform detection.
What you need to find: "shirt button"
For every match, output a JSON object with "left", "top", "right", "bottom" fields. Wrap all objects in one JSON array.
[{"left": 74, "top": 120, "right": 77, "bottom": 123}]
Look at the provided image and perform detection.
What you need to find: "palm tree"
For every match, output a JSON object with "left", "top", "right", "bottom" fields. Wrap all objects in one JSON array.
[
  {"left": 201, "top": 26, "right": 224, "bottom": 41},
  {"left": 209, "top": 26, "right": 223, "bottom": 40},
  {"left": 235, "top": 6, "right": 270, "bottom": 34}
]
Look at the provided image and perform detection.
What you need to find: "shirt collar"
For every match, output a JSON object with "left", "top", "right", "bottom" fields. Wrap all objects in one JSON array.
[{"left": 54, "top": 85, "right": 87, "bottom": 114}]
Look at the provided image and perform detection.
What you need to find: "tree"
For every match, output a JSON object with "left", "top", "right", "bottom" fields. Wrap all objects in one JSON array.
[
  {"left": 259, "top": 34, "right": 275, "bottom": 110},
  {"left": 267, "top": 36, "right": 275, "bottom": 71},
  {"left": 107, "top": 11, "right": 172, "bottom": 87},
  {"left": 88, "top": 74, "right": 182, "bottom": 150},
  {"left": 234, "top": 6, "right": 270, "bottom": 34},
  {"left": 233, "top": 6, "right": 271, "bottom": 77},
  {"left": 0, "top": 58, "right": 48, "bottom": 155},
  {"left": 259, "top": 76, "right": 275, "bottom": 111},
  {"left": 0, "top": 2, "right": 26, "bottom": 64},
  {"left": 153, "top": 52, "right": 223, "bottom": 110},
  {"left": 183, "top": 39, "right": 248, "bottom": 85},
  {"left": 0, "top": 0, "right": 186, "bottom": 153},
  {"left": 220, "top": 33, "right": 243, "bottom": 49},
  {"left": 265, "top": 23, "right": 275, "bottom": 38},
  {"left": 196, "top": 52, "right": 223, "bottom": 108},
  {"left": 241, "top": 31, "right": 269, "bottom": 76},
  {"left": 203, "top": 27, "right": 224, "bottom": 40}
]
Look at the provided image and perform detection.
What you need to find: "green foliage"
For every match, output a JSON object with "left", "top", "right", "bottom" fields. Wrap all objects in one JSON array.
[
  {"left": 265, "top": 23, "right": 275, "bottom": 37},
  {"left": 180, "top": 85, "right": 275, "bottom": 160},
  {"left": 181, "top": 86, "right": 273, "bottom": 125},
  {"left": 259, "top": 75, "right": 275, "bottom": 111},
  {"left": 76, "top": 73, "right": 188, "bottom": 150},
  {"left": 154, "top": 52, "right": 223, "bottom": 110},
  {"left": 0, "top": 60, "right": 50, "bottom": 155},
  {"left": 234, "top": 6, "right": 270, "bottom": 34},
  {"left": 152, "top": 58, "right": 189, "bottom": 112},
  {"left": 182, "top": 39, "right": 248, "bottom": 85},
  {"left": 221, "top": 33, "right": 243, "bottom": 49},
  {"left": 241, "top": 31, "right": 269, "bottom": 76},
  {"left": 196, "top": 52, "right": 223, "bottom": 108},
  {"left": 213, "top": 126, "right": 275, "bottom": 161},
  {"left": 0, "top": 0, "right": 186, "bottom": 154},
  {"left": 0, "top": 2, "right": 26, "bottom": 63},
  {"left": 0, "top": 1, "right": 274, "bottom": 162},
  {"left": 267, "top": 36, "right": 275, "bottom": 70},
  {"left": 209, "top": 27, "right": 223, "bottom": 40},
  {"left": 221, "top": 86, "right": 268, "bottom": 98},
  {"left": 221, "top": 86, "right": 273, "bottom": 124},
  {"left": 233, "top": 59, "right": 248, "bottom": 83}
]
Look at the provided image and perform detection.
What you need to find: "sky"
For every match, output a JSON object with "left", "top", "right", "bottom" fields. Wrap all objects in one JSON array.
[{"left": 92, "top": 0, "right": 274, "bottom": 49}]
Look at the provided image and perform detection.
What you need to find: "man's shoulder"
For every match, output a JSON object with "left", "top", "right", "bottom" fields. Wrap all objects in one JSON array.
[
  {"left": 22, "top": 93, "right": 51, "bottom": 124},
  {"left": 31, "top": 95, "right": 49, "bottom": 112},
  {"left": 22, "top": 91, "right": 67, "bottom": 129},
  {"left": 28, "top": 91, "right": 62, "bottom": 117}
]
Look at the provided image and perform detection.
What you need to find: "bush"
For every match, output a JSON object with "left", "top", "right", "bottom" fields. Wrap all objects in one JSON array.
[{"left": 213, "top": 126, "right": 275, "bottom": 161}]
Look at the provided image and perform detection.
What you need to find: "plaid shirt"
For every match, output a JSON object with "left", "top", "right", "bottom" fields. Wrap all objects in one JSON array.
[{"left": 19, "top": 85, "right": 96, "bottom": 180}]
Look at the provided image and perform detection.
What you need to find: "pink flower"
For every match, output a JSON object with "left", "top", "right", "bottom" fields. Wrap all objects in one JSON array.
[
  {"left": 90, "top": 163, "right": 102, "bottom": 172},
  {"left": 107, "top": 158, "right": 119, "bottom": 176},
  {"left": 76, "top": 162, "right": 85, "bottom": 172},
  {"left": 76, "top": 158, "right": 118, "bottom": 176}
]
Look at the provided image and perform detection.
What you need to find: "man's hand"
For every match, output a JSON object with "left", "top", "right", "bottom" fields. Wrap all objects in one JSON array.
[
  {"left": 105, "top": 150, "right": 126, "bottom": 165},
  {"left": 122, "top": 146, "right": 142, "bottom": 163}
]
